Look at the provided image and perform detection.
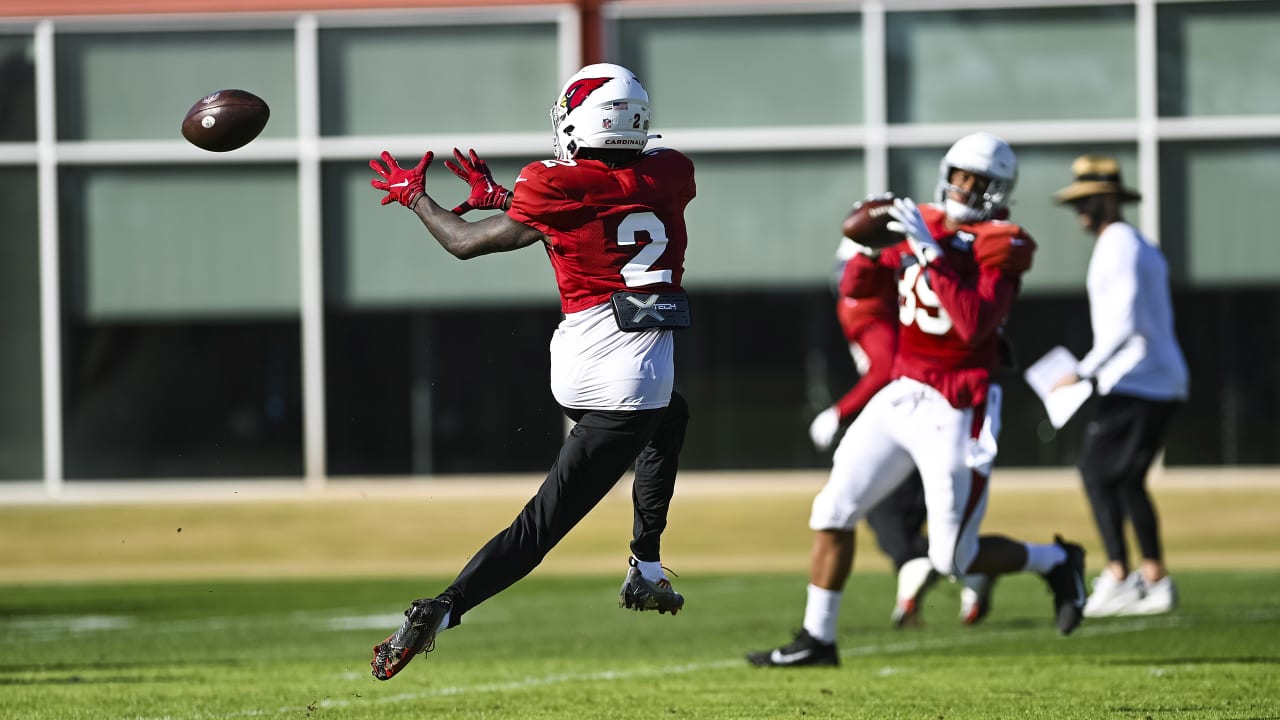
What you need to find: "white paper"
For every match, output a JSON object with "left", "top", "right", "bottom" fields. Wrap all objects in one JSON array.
[{"left": 1023, "top": 346, "right": 1093, "bottom": 429}]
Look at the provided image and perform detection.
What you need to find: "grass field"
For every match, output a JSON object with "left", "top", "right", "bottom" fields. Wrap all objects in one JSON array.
[
  {"left": 2, "top": 572, "right": 1279, "bottom": 719},
  {"left": 2, "top": 472, "right": 1279, "bottom": 719}
]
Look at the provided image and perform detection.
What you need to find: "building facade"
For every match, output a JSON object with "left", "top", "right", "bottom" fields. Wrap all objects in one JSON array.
[{"left": 1, "top": 0, "right": 1276, "bottom": 492}]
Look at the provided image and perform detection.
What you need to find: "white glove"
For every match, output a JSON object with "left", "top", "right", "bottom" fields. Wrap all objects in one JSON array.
[
  {"left": 888, "top": 197, "right": 942, "bottom": 266},
  {"left": 808, "top": 407, "right": 841, "bottom": 452}
]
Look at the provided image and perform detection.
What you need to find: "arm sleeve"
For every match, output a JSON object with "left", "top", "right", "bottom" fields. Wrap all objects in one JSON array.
[
  {"left": 925, "top": 262, "right": 1020, "bottom": 346},
  {"left": 843, "top": 248, "right": 900, "bottom": 298},
  {"left": 926, "top": 227, "right": 1033, "bottom": 345},
  {"left": 832, "top": 317, "right": 897, "bottom": 421},
  {"left": 506, "top": 165, "right": 574, "bottom": 233},
  {"left": 1077, "top": 237, "right": 1139, "bottom": 379}
]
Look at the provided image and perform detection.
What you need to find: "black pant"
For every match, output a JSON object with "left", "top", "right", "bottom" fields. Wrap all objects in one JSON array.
[
  {"left": 439, "top": 392, "right": 689, "bottom": 626},
  {"left": 865, "top": 471, "right": 929, "bottom": 571},
  {"left": 1078, "top": 393, "right": 1179, "bottom": 567}
]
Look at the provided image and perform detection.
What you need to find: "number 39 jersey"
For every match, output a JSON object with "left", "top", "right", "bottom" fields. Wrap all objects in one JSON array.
[
  {"left": 847, "top": 202, "right": 1036, "bottom": 408},
  {"left": 507, "top": 148, "right": 694, "bottom": 314}
]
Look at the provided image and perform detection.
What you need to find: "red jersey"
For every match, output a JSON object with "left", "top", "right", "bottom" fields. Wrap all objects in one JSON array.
[
  {"left": 507, "top": 149, "right": 694, "bottom": 314},
  {"left": 829, "top": 261, "right": 898, "bottom": 422},
  {"left": 847, "top": 203, "right": 1035, "bottom": 408},
  {"left": 836, "top": 260, "right": 897, "bottom": 343}
]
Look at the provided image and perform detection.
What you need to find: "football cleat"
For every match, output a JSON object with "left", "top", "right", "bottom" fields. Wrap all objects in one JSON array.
[
  {"left": 371, "top": 597, "right": 451, "bottom": 681},
  {"left": 746, "top": 629, "right": 839, "bottom": 668},
  {"left": 958, "top": 574, "right": 995, "bottom": 626},
  {"left": 1041, "top": 536, "right": 1087, "bottom": 635},
  {"left": 891, "top": 556, "right": 939, "bottom": 628},
  {"left": 619, "top": 557, "right": 684, "bottom": 615}
]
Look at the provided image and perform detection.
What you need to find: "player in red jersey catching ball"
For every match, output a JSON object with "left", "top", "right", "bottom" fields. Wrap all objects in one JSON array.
[
  {"left": 367, "top": 63, "right": 694, "bottom": 681},
  {"left": 749, "top": 133, "right": 1087, "bottom": 667}
]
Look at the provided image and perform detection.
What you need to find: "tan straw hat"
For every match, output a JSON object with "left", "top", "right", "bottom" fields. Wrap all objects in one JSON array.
[{"left": 1053, "top": 155, "right": 1142, "bottom": 204}]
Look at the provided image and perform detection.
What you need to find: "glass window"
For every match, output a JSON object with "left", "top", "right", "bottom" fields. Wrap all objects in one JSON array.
[
  {"left": 318, "top": 24, "right": 558, "bottom": 136},
  {"left": 0, "top": 33, "right": 35, "bottom": 142},
  {"left": 324, "top": 307, "right": 563, "bottom": 476},
  {"left": 323, "top": 158, "right": 557, "bottom": 309},
  {"left": 1158, "top": 1, "right": 1280, "bottom": 117},
  {"left": 1164, "top": 288, "right": 1280, "bottom": 465},
  {"left": 616, "top": 13, "right": 861, "bottom": 128},
  {"left": 0, "top": 166, "right": 42, "bottom": 479},
  {"left": 61, "top": 166, "right": 300, "bottom": 319},
  {"left": 886, "top": 7, "right": 1135, "bottom": 123},
  {"left": 1160, "top": 140, "right": 1280, "bottom": 285},
  {"left": 55, "top": 30, "right": 295, "bottom": 142},
  {"left": 683, "top": 151, "right": 863, "bottom": 288},
  {"left": 888, "top": 143, "right": 1139, "bottom": 293},
  {"left": 62, "top": 320, "right": 303, "bottom": 479}
]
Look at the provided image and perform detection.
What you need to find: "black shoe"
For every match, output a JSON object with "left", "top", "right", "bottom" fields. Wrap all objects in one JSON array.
[
  {"left": 1042, "top": 536, "right": 1086, "bottom": 635},
  {"left": 619, "top": 557, "right": 684, "bottom": 615},
  {"left": 746, "top": 629, "right": 839, "bottom": 667},
  {"left": 371, "top": 597, "right": 451, "bottom": 681}
]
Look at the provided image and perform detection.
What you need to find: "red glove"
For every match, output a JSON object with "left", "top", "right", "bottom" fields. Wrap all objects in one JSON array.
[
  {"left": 443, "top": 148, "right": 511, "bottom": 215},
  {"left": 370, "top": 150, "right": 432, "bottom": 207}
]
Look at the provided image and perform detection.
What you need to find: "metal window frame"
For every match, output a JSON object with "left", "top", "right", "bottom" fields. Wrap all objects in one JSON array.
[
  {"left": 2, "top": 0, "right": 1277, "bottom": 495},
  {"left": 5, "top": 5, "right": 579, "bottom": 496}
]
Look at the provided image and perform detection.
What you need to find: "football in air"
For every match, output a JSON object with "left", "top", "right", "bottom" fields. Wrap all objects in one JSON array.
[
  {"left": 842, "top": 196, "right": 902, "bottom": 249},
  {"left": 181, "top": 89, "right": 270, "bottom": 152}
]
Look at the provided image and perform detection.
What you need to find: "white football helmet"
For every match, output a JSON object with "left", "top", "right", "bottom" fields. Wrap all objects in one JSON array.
[
  {"left": 935, "top": 132, "right": 1017, "bottom": 223},
  {"left": 550, "top": 63, "right": 652, "bottom": 161}
]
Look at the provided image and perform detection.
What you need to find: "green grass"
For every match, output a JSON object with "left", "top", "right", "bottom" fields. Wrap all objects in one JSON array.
[{"left": 2, "top": 570, "right": 1278, "bottom": 719}]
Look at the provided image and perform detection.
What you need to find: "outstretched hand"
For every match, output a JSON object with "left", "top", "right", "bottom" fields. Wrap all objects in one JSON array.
[
  {"left": 370, "top": 150, "right": 433, "bottom": 207},
  {"left": 888, "top": 197, "right": 942, "bottom": 266},
  {"left": 443, "top": 148, "right": 511, "bottom": 215}
]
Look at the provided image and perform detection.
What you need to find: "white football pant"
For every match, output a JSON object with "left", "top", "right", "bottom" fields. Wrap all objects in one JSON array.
[{"left": 810, "top": 377, "right": 1002, "bottom": 576}]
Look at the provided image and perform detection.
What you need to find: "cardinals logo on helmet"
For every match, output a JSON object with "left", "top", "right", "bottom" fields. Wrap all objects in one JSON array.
[{"left": 560, "top": 77, "right": 611, "bottom": 113}]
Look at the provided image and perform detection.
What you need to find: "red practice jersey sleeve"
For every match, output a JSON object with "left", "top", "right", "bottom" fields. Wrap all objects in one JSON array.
[{"left": 837, "top": 259, "right": 898, "bottom": 342}]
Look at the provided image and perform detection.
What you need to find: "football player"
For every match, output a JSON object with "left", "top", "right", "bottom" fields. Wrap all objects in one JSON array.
[
  {"left": 367, "top": 63, "right": 694, "bottom": 681},
  {"left": 815, "top": 216, "right": 995, "bottom": 629},
  {"left": 749, "top": 132, "right": 1086, "bottom": 668}
]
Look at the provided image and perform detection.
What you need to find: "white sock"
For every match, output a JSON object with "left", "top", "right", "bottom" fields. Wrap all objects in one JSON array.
[
  {"left": 436, "top": 609, "right": 451, "bottom": 634},
  {"left": 1023, "top": 542, "right": 1067, "bottom": 574},
  {"left": 635, "top": 559, "right": 667, "bottom": 583},
  {"left": 802, "top": 584, "right": 842, "bottom": 644}
]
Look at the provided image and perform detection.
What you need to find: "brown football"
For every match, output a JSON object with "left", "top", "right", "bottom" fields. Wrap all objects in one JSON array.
[
  {"left": 181, "top": 89, "right": 270, "bottom": 152},
  {"left": 841, "top": 196, "right": 902, "bottom": 249}
]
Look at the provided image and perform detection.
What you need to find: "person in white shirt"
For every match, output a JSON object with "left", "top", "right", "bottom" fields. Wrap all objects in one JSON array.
[{"left": 1051, "top": 155, "right": 1189, "bottom": 618}]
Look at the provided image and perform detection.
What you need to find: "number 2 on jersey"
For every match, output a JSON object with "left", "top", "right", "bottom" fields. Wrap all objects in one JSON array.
[{"left": 617, "top": 211, "right": 671, "bottom": 286}]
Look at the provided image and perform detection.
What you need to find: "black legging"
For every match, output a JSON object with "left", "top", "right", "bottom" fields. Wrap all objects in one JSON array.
[
  {"left": 1078, "top": 393, "right": 1179, "bottom": 567},
  {"left": 439, "top": 392, "right": 689, "bottom": 626}
]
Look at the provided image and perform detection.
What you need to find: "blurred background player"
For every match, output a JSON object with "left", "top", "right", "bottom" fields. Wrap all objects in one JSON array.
[
  {"left": 749, "top": 132, "right": 1087, "bottom": 668},
  {"left": 1051, "top": 155, "right": 1188, "bottom": 617},
  {"left": 813, "top": 215, "right": 993, "bottom": 628},
  {"left": 367, "top": 63, "right": 695, "bottom": 681}
]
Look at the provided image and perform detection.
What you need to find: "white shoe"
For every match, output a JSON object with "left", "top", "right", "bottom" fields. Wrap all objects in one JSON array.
[
  {"left": 958, "top": 574, "right": 994, "bottom": 626},
  {"left": 891, "top": 557, "right": 938, "bottom": 628},
  {"left": 1130, "top": 576, "right": 1177, "bottom": 615},
  {"left": 1082, "top": 571, "right": 1144, "bottom": 618}
]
